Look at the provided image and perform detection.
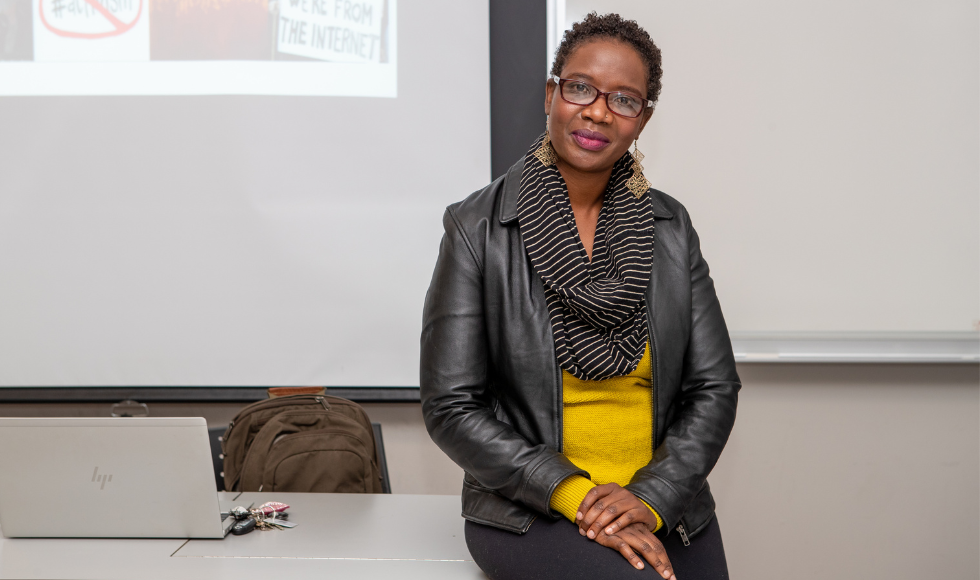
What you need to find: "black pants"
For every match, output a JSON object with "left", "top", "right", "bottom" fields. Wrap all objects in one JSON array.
[{"left": 465, "top": 515, "right": 729, "bottom": 580}]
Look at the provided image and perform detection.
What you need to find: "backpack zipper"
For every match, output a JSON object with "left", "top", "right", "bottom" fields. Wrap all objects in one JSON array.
[
  {"left": 270, "top": 428, "right": 370, "bottom": 450},
  {"left": 676, "top": 523, "right": 691, "bottom": 546},
  {"left": 236, "top": 395, "right": 328, "bottom": 425},
  {"left": 222, "top": 420, "right": 235, "bottom": 453},
  {"left": 227, "top": 395, "right": 327, "bottom": 456}
]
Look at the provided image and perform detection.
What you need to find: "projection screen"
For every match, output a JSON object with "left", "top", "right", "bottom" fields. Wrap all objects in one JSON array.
[{"left": 0, "top": 0, "right": 491, "bottom": 387}]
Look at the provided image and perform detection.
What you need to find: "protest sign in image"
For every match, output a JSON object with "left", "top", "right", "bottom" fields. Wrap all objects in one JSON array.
[
  {"left": 150, "top": 0, "right": 271, "bottom": 60},
  {"left": 275, "top": 0, "right": 387, "bottom": 63},
  {"left": 33, "top": 0, "right": 149, "bottom": 61},
  {"left": 1, "top": 0, "right": 396, "bottom": 95}
]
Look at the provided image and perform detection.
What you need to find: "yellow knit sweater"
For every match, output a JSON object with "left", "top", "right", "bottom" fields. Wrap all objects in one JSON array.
[{"left": 549, "top": 343, "right": 663, "bottom": 532}]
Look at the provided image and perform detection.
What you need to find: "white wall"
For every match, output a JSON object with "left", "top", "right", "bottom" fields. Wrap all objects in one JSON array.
[{"left": 714, "top": 364, "right": 979, "bottom": 579}]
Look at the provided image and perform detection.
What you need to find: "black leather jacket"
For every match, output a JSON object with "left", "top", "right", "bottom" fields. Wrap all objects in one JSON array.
[{"left": 420, "top": 158, "right": 740, "bottom": 540}]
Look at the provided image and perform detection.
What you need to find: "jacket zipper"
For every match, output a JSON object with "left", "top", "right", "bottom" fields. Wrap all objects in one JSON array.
[
  {"left": 676, "top": 522, "right": 691, "bottom": 546},
  {"left": 555, "top": 348, "right": 563, "bottom": 453},
  {"left": 646, "top": 301, "right": 658, "bottom": 448}
]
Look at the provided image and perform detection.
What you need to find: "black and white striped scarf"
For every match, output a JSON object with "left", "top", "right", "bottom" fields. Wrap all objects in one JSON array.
[{"left": 517, "top": 134, "right": 654, "bottom": 381}]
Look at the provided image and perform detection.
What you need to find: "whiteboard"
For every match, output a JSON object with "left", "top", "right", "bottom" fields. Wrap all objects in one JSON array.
[{"left": 565, "top": 0, "right": 979, "bottom": 334}]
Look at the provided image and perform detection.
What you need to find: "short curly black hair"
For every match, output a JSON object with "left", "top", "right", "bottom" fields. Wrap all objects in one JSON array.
[{"left": 550, "top": 12, "right": 663, "bottom": 108}]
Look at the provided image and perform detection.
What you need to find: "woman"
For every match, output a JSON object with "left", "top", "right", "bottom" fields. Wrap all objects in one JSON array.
[{"left": 421, "top": 13, "right": 738, "bottom": 580}]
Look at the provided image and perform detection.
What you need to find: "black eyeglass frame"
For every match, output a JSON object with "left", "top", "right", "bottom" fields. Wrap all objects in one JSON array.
[{"left": 550, "top": 75, "right": 654, "bottom": 119}]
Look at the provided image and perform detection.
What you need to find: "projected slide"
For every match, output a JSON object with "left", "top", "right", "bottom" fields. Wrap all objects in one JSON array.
[
  {"left": 0, "top": 0, "right": 487, "bottom": 387},
  {"left": 0, "top": 0, "right": 396, "bottom": 96}
]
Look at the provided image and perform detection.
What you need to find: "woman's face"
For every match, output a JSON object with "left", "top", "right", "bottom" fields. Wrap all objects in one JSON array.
[{"left": 545, "top": 38, "right": 652, "bottom": 176}]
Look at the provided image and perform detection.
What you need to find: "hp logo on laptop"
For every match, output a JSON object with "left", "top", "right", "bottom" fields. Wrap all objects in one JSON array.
[{"left": 91, "top": 467, "right": 112, "bottom": 490}]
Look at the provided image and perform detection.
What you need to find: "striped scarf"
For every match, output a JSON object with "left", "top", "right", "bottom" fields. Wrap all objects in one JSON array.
[{"left": 517, "top": 134, "right": 655, "bottom": 381}]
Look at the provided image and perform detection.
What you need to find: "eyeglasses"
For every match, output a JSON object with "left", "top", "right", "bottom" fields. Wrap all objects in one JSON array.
[{"left": 551, "top": 76, "right": 653, "bottom": 119}]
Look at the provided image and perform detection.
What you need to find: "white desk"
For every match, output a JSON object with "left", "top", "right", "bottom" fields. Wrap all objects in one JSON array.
[{"left": 0, "top": 493, "right": 485, "bottom": 580}]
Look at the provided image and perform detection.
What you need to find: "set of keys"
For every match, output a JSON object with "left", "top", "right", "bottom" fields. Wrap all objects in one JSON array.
[{"left": 229, "top": 502, "right": 297, "bottom": 535}]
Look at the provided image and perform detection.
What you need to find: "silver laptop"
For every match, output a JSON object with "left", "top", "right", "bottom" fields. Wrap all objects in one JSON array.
[{"left": 0, "top": 417, "right": 238, "bottom": 538}]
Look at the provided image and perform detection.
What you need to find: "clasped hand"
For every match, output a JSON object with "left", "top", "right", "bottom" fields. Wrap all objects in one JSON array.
[{"left": 575, "top": 483, "right": 676, "bottom": 579}]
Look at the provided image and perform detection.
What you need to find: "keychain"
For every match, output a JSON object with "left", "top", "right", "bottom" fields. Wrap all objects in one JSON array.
[
  {"left": 254, "top": 502, "right": 289, "bottom": 517},
  {"left": 228, "top": 502, "right": 296, "bottom": 534}
]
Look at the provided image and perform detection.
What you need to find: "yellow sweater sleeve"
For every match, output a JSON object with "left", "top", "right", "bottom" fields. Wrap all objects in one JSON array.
[
  {"left": 550, "top": 475, "right": 663, "bottom": 532},
  {"left": 550, "top": 475, "right": 595, "bottom": 521}
]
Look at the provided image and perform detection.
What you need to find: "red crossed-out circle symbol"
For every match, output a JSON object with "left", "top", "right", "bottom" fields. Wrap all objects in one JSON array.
[{"left": 39, "top": 0, "right": 144, "bottom": 39}]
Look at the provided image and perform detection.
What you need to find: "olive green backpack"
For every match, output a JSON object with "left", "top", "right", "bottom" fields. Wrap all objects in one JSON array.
[{"left": 221, "top": 394, "right": 384, "bottom": 493}]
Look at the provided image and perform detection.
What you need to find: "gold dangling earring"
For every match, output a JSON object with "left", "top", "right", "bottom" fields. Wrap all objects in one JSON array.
[
  {"left": 534, "top": 116, "right": 558, "bottom": 167},
  {"left": 626, "top": 139, "right": 651, "bottom": 198}
]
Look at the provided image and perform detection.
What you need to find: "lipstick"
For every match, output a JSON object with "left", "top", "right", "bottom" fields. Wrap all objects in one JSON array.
[{"left": 571, "top": 129, "right": 611, "bottom": 151}]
